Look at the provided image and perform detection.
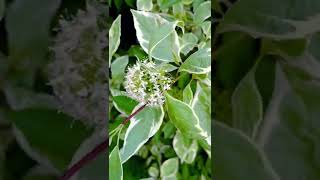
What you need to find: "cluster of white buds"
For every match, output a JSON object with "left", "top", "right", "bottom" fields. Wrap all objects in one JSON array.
[{"left": 124, "top": 60, "right": 172, "bottom": 106}]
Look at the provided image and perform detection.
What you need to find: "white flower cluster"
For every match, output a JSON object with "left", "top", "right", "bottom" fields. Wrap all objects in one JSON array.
[{"left": 124, "top": 61, "right": 172, "bottom": 106}]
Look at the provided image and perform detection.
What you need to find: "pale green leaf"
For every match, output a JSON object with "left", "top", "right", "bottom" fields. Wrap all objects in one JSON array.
[
  {"left": 194, "top": 1, "right": 211, "bottom": 24},
  {"left": 160, "top": 158, "right": 179, "bottom": 177},
  {"left": 180, "top": 33, "right": 198, "bottom": 55},
  {"left": 109, "top": 15, "right": 121, "bottom": 65},
  {"left": 173, "top": 131, "right": 198, "bottom": 164},
  {"left": 179, "top": 48, "right": 211, "bottom": 74},
  {"left": 111, "top": 55, "right": 129, "bottom": 88},
  {"left": 165, "top": 92, "right": 207, "bottom": 139},
  {"left": 120, "top": 105, "right": 164, "bottom": 163},
  {"left": 137, "top": 0, "right": 153, "bottom": 11},
  {"left": 172, "top": 3, "right": 184, "bottom": 16},
  {"left": 131, "top": 10, "right": 180, "bottom": 62},
  {"left": 157, "top": 0, "right": 181, "bottom": 10},
  {"left": 109, "top": 146, "right": 123, "bottom": 180},
  {"left": 201, "top": 21, "right": 211, "bottom": 39},
  {"left": 148, "top": 166, "right": 159, "bottom": 177},
  {"left": 192, "top": 82, "right": 211, "bottom": 145}
]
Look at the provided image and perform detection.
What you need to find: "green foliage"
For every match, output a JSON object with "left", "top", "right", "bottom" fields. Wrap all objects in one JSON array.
[
  {"left": 215, "top": 0, "right": 320, "bottom": 179},
  {"left": 109, "top": 0, "right": 211, "bottom": 179}
]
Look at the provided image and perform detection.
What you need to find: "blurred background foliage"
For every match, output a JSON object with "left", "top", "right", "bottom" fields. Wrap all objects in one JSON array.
[
  {"left": 214, "top": 0, "right": 320, "bottom": 180},
  {"left": 0, "top": 0, "right": 109, "bottom": 179}
]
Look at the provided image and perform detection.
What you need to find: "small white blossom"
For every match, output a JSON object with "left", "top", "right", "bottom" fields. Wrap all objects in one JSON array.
[{"left": 124, "top": 60, "right": 172, "bottom": 106}]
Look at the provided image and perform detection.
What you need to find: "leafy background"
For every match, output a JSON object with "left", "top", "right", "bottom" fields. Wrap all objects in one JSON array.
[{"left": 214, "top": 0, "right": 320, "bottom": 179}]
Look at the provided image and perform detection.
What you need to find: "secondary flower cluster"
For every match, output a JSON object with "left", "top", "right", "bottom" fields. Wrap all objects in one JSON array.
[{"left": 124, "top": 60, "right": 172, "bottom": 106}]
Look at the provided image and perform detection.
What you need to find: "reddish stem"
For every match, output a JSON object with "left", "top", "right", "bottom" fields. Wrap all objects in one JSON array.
[
  {"left": 121, "top": 104, "right": 147, "bottom": 125},
  {"left": 59, "top": 104, "right": 147, "bottom": 180},
  {"left": 59, "top": 139, "right": 108, "bottom": 180}
]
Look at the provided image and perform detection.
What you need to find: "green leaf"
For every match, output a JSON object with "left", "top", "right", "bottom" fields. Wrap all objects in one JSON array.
[
  {"left": 131, "top": 10, "right": 180, "bottom": 62},
  {"left": 7, "top": 108, "right": 92, "bottom": 171},
  {"left": 125, "top": 0, "right": 135, "bottom": 7},
  {"left": 111, "top": 55, "right": 129, "bottom": 88},
  {"left": 193, "top": 1, "right": 211, "bottom": 24},
  {"left": 120, "top": 105, "right": 164, "bottom": 163},
  {"left": 137, "top": 0, "right": 153, "bottom": 11},
  {"left": 172, "top": 3, "right": 184, "bottom": 16},
  {"left": 231, "top": 61, "right": 263, "bottom": 137},
  {"left": 216, "top": 32, "right": 257, "bottom": 89},
  {"left": 157, "top": 0, "right": 181, "bottom": 10},
  {"left": 257, "top": 64, "right": 320, "bottom": 179},
  {"left": 218, "top": 0, "right": 320, "bottom": 39},
  {"left": 173, "top": 131, "right": 198, "bottom": 164},
  {"left": 148, "top": 166, "right": 159, "bottom": 177},
  {"left": 182, "top": 82, "right": 193, "bottom": 105},
  {"left": 160, "top": 158, "right": 179, "bottom": 178},
  {"left": 113, "top": 95, "right": 139, "bottom": 116},
  {"left": 0, "top": 0, "right": 4, "bottom": 20},
  {"left": 114, "top": 0, "right": 124, "bottom": 10},
  {"left": 214, "top": 121, "right": 280, "bottom": 180},
  {"left": 162, "top": 121, "right": 176, "bottom": 139},
  {"left": 192, "top": 82, "right": 211, "bottom": 145},
  {"left": 149, "top": 21, "right": 180, "bottom": 62},
  {"left": 109, "top": 15, "right": 121, "bottom": 65},
  {"left": 165, "top": 92, "right": 207, "bottom": 139},
  {"left": 109, "top": 146, "right": 123, "bottom": 180},
  {"left": 261, "top": 38, "right": 307, "bottom": 57},
  {"left": 180, "top": 33, "right": 198, "bottom": 55},
  {"left": 5, "top": 0, "right": 60, "bottom": 85},
  {"left": 179, "top": 48, "right": 211, "bottom": 74},
  {"left": 128, "top": 45, "right": 148, "bottom": 60}
]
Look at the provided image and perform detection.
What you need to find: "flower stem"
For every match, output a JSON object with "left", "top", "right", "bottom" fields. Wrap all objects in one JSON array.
[
  {"left": 59, "top": 139, "right": 108, "bottom": 180},
  {"left": 121, "top": 104, "right": 147, "bottom": 125},
  {"left": 59, "top": 103, "right": 147, "bottom": 180}
]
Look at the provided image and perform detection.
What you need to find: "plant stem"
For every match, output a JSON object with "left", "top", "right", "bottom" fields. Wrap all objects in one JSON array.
[
  {"left": 59, "top": 139, "right": 108, "bottom": 180},
  {"left": 121, "top": 104, "right": 147, "bottom": 125},
  {"left": 59, "top": 103, "right": 147, "bottom": 180}
]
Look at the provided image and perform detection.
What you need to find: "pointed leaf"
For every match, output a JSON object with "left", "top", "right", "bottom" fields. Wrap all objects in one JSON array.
[
  {"left": 131, "top": 10, "right": 180, "bottom": 62},
  {"left": 120, "top": 105, "right": 164, "bottom": 163},
  {"left": 179, "top": 48, "right": 211, "bottom": 74},
  {"left": 232, "top": 62, "right": 263, "bottom": 137},
  {"left": 109, "top": 146, "right": 123, "bottom": 180},
  {"left": 173, "top": 131, "right": 198, "bottom": 164},
  {"left": 109, "top": 15, "right": 121, "bottom": 65},
  {"left": 165, "top": 92, "right": 207, "bottom": 139}
]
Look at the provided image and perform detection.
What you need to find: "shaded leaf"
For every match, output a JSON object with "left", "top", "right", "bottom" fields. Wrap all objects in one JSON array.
[
  {"left": 218, "top": 0, "right": 320, "bottom": 39},
  {"left": 232, "top": 61, "right": 263, "bottom": 137},
  {"left": 214, "top": 121, "right": 279, "bottom": 180}
]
